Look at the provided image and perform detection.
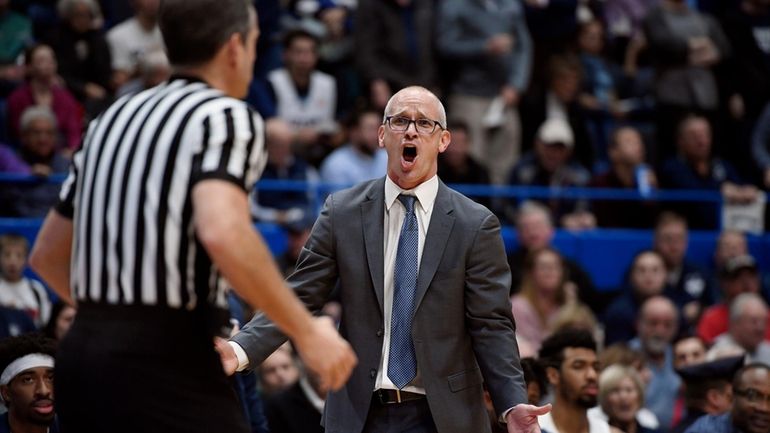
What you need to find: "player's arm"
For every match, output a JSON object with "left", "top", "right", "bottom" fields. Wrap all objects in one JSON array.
[
  {"left": 29, "top": 210, "right": 74, "bottom": 305},
  {"left": 192, "top": 179, "right": 356, "bottom": 390}
]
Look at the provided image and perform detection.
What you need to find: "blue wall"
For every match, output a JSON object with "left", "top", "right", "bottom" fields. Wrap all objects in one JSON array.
[{"left": 3, "top": 218, "right": 770, "bottom": 292}]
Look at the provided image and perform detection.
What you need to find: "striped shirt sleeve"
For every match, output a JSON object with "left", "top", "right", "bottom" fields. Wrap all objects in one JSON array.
[
  {"left": 55, "top": 120, "right": 94, "bottom": 218},
  {"left": 192, "top": 101, "right": 266, "bottom": 191}
]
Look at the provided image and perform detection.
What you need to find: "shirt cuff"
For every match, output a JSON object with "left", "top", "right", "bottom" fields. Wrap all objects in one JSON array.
[
  {"left": 500, "top": 406, "right": 516, "bottom": 423},
  {"left": 229, "top": 341, "right": 250, "bottom": 372}
]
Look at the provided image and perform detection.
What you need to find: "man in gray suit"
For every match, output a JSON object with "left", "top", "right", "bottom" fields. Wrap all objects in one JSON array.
[{"left": 218, "top": 86, "right": 550, "bottom": 433}]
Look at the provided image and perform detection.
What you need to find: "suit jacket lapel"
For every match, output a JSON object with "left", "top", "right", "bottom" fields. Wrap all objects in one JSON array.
[
  {"left": 413, "top": 181, "right": 455, "bottom": 316},
  {"left": 362, "top": 178, "right": 386, "bottom": 314}
]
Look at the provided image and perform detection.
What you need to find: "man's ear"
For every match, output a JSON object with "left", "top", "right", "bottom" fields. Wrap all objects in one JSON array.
[
  {"left": 378, "top": 124, "right": 385, "bottom": 148},
  {"left": 0, "top": 385, "right": 10, "bottom": 404},
  {"left": 705, "top": 386, "right": 731, "bottom": 408},
  {"left": 438, "top": 129, "right": 451, "bottom": 153},
  {"left": 545, "top": 365, "right": 560, "bottom": 387},
  {"left": 225, "top": 32, "right": 243, "bottom": 68}
]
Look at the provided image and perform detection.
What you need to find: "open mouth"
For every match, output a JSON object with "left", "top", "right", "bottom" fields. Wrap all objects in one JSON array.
[{"left": 403, "top": 146, "right": 417, "bottom": 163}]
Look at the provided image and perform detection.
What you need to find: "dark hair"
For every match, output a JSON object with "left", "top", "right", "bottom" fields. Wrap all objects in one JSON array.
[
  {"left": 622, "top": 249, "right": 665, "bottom": 287},
  {"left": 673, "top": 333, "right": 707, "bottom": 353},
  {"left": 0, "top": 233, "right": 28, "bottom": 255},
  {"left": 0, "top": 333, "right": 56, "bottom": 377},
  {"left": 23, "top": 43, "right": 54, "bottom": 66},
  {"left": 548, "top": 54, "right": 582, "bottom": 82},
  {"left": 159, "top": 0, "right": 252, "bottom": 67},
  {"left": 282, "top": 28, "right": 319, "bottom": 51},
  {"left": 655, "top": 211, "right": 688, "bottom": 231},
  {"left": 42, "top": 301, "right": 72, "bottom": 341},
  {"left": 539, "top": 328, "right": 597, "bottom": 369},
  {"left": 607, "top": 125, "right": 640, "bottom": 150},
  {"left": 676, "top": 113, "right": 709, "bottom": 140},
  {"left": 521, "top": 357, "right": 548, "bottom": 397}
]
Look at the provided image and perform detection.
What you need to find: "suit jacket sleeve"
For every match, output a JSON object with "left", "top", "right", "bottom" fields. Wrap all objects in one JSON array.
[
  {"left": 466, "top": 212, "right": 527, "bottom": 414},
  {"left": 232, "top": 194, "right": 339, "bottom": 366}
]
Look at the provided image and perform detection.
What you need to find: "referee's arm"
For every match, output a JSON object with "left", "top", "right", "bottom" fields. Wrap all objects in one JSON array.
[
  {"left": 30, "top": 209, "right": 74, "bottom": 305},
  {"left": 193, "top": 179, "right": 356, "bottom": 391},
  {"left": 192, "top": 179, "right": 317, "bottom": 339}
]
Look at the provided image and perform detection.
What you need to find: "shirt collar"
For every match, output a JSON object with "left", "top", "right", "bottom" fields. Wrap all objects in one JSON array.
[{"left": 384, "top": 175, "right": 439, "bottom": 212}]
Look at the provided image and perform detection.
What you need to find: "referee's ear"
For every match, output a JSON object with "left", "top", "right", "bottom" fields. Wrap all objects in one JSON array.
[{"left": 224, "top": 33, "right": 244, "bottom": 68}]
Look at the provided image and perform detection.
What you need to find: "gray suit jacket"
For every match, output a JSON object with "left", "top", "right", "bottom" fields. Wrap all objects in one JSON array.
[{"left": 233, "top": 177, "right": 527, "bottom": 433}]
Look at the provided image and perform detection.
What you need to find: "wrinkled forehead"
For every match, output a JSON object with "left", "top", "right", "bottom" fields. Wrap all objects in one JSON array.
[{"left": 387, "top": 90, "right": 441, "bottom": 119}]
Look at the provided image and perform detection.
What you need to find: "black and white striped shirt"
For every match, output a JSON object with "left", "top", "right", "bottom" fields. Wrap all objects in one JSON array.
[{"left": 56, "top": 76, "right": 266, "bottom": 310}]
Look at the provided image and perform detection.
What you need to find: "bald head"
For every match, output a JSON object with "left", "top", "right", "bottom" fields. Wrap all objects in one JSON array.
[
  {"left": 640, "top": 296, "right": 678, "bottom": 321},
  {"left": 383, "top": 86, "right": 447, "bottom": 130},
  {"left": 730, "top": 293, "right": 768, "bottom": 352},
  {"left": 515, "top": 201, "right": 555, "bottom": 251},
  {"left": 638, "top": 296, "right": 679, "bottom": 356}
]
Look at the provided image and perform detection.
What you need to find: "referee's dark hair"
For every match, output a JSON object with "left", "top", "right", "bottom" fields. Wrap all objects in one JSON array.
[{"left": 159, "top": 0, "right": 253, "bottom": 67}]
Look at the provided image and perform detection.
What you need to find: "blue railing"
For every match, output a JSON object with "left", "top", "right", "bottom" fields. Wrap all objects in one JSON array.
[
  {"left": 3, "top": 174, "right": 769, "bottom": 290},
  {"left": 0, "top": 173, "right": 736, "bottom": 202}
]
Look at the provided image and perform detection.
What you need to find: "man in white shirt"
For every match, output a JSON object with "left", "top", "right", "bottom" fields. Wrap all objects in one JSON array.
[
  {"left": 538, "top": 328, "right": 612, "bottom": 433},
  {"left": 320, "top": 108, "right": 387, "bottom": 186},
  {"left": 267, "top": 29, "right": 337, "bottom": 150},
  {"left": 708, "top": 293, "right": 770, "bottom": 365},
  {"left": 220, "top": 86, "right": 550, "bottom": 433},
  {"left": 106, "top": 0, "right": 164, "bottom": 89}
]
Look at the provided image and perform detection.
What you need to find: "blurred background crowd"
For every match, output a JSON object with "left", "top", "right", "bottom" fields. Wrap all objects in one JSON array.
[
  {"left": 0, "top": 0, "right": 769, "bottom": 229},
  {"left": 2, "top": 0, "right": 770, "bottom": 432}
]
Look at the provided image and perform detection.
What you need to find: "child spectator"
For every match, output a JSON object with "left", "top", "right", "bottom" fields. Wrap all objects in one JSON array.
[{"left": 0, "top": 234, "right": 51, "bottom": 328}]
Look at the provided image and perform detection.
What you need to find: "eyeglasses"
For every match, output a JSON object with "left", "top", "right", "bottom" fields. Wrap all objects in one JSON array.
[
  {"left": 385, "top": 116, "right": 444, "bottom": 135},
  {"left": 735, "top": 388, "right": 770, "bottom": 405}
]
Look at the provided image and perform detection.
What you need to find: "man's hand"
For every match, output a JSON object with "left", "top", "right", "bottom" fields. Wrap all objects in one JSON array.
[
  {"left": 486, "top": 34, "right": 513, "bottom": 56},
  {"left": 501, "top": 86, "right": 519, "bottom": 107},
  {"left": 294, "top": 316, "right": 357, "bottom": 392},
  {"left": 688, "top": 37, "right": 718, "bottom": 66},
  {"left": 506, "top": 403, "right": 551, "bottom": 433},
  {"left": 722, "top": 182, "right": 760, "bottom": 205},
  {"left": 30, "top": 163, "right": 52, "bottom": 176},
  {"left": 84, "top": 82, "right": 107, "bottom": 100},
  {"left": 215, "top": 337, "right": 239, "bottom": 376}
]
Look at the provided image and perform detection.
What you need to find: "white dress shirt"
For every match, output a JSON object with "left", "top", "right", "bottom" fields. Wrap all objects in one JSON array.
[
  {"left": 374, "top": 175, "right": 439, "bottom": 394},
  {"left": 229, "top": 175, "right": 440, "bottom": 383}
]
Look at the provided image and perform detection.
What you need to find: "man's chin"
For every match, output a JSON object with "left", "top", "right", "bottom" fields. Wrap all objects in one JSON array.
[
  {"left": 578, "top": 396, "right": 598, "bottom": 408},
  {"left": 31, "top": 415, "right": 55, "bottom": 426}
]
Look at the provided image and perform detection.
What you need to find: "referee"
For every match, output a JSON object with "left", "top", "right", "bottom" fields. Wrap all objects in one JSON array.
[{"left": 29, "top": 1, "right": 356, "bottom": 432}]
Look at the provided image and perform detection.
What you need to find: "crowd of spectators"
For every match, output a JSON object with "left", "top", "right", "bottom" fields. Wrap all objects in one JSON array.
[
  {"left": 1, "top": 0, "right": 770, "bottom": 432},
  {"left": 0, "top": 0, "right": 767, "bottom": 228}
]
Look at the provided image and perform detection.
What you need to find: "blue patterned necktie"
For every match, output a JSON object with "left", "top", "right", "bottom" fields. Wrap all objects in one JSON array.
[{"left": 388, "top": 194, "right": 419, "bottom": 389}]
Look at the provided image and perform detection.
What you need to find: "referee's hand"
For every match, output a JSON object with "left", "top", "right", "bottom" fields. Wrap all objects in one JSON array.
[{"left": 295, "top": 316, "right": 358, "bottom": 392}]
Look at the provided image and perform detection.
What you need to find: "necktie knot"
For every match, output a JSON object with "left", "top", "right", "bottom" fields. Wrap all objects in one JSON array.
[{"left": 398, "top": 194, "right": 416, "bottom": 214}]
